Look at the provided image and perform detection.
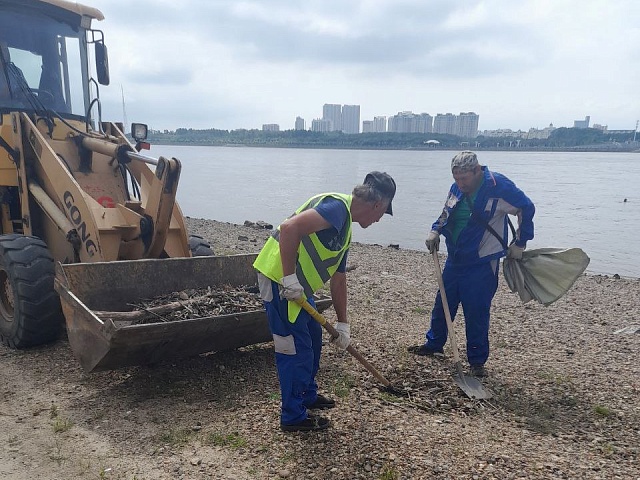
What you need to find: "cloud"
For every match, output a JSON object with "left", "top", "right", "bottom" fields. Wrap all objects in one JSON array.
[
  {"left": 90, "top": 0, "right": 639, "bottom": 131},
  {"left": 123, "top": 67, "right": 193, "bottom": 86},
  {"left": 100, "top": 0, "right": 544, "bottom": 74}
]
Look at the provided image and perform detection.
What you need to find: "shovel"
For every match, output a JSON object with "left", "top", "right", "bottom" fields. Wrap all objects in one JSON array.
[
  {"left": 295, "top": 298, "right": 406, "bottom": 397},
  {"left": 431, "top": 251, "right": 492, "bottom": 400}
]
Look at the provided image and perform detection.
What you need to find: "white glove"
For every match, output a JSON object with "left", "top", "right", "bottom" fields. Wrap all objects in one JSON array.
[
  {"left": 330, "top": 322, "right": 350, "bottom": 351},
  {"left": 280, "top": 273, "right": 304, "bottom": 301},
  {"left": 425, "top": 230, "right": 440, "bottom": 253},
  {"left": 507, "top": 244, "right": 524, "bottom": 260}
]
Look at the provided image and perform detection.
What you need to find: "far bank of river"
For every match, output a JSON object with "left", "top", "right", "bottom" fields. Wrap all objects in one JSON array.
[{"left": 148, "top": 141, "right": 640, "bottom": 153}]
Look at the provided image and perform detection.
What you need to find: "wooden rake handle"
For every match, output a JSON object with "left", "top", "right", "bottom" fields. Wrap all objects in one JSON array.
[{"left": 295, "top": 298, "right": 391, "bottom": 387}]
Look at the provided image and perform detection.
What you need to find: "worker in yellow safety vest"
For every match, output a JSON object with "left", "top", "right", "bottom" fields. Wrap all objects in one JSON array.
[{"left": 254, "top": 171, "right": 396, "bottom": 432}]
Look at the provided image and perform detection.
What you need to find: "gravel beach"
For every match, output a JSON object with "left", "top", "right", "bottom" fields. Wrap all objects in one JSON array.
[{"left": 0, "top": 218, "right": 638, "bottom": 480}]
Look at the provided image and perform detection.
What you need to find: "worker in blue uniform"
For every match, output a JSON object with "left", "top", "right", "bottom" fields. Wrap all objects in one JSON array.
[
  {"left": 409, "top": 151, "right": 535, "bottom": 377},
  {"left": 254, "top": 172, "right": 396, "bottom": 432}
]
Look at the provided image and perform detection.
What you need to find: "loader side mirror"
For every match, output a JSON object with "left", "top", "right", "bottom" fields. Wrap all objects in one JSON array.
[{"left": 95, "top": 41, "right": 110, "bottom": 86}]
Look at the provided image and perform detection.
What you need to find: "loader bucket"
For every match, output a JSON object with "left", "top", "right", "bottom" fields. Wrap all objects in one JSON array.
[{"left": 54, "top": 254, "right": 332, "bottom": 373}]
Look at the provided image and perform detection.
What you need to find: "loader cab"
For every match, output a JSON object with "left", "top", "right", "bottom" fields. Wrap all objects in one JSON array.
[{"left": 0, "top": 0, "right": 107, "bottom": 120}]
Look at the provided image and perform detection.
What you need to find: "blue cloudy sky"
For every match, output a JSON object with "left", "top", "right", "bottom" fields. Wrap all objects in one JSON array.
[{"left": 89, "top": 0, "right": 639, "bottom": 132}]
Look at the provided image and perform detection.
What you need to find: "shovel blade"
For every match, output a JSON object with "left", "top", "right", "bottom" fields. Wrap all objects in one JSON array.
[{"left": 453, "top": 373, "right": 492, "bottom": 400}]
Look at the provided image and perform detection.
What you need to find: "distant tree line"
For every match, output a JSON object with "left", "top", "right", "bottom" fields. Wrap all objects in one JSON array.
[{"left": 146, "top": 127, "right": 638, "bottom": 151}]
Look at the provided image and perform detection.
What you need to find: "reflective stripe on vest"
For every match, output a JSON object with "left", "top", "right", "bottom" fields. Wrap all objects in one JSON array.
[{"left": 253, "top": 193, "right": 352, "bottom": 322}]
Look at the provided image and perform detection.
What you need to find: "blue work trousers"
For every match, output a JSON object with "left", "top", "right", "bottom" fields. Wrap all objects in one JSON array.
[
  {"left": 426, "top": 259, "right": 499, "bottom": 365},
  {"left": 264, "top": 281, "right": 322, "bottom": 426}
]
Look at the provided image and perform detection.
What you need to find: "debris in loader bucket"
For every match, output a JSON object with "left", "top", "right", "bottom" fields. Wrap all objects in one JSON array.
[
  {"left": 54, "top": 255, "right": 334, "bottom": 372},
  {"left": 96, "top": 285, "right": 264, "bottom": 325}
]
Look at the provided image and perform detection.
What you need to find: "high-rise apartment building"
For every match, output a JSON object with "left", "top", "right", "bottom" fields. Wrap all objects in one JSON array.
[
  {"left": 362, "top": 120, "right": 374, "bottom": 133},
  {"left": 456, "top": 112, "right": 479, "bottom": 138},
  {"left": 388, "top": 112, "right": 432, "bottom": 133},
  {"left": 262, "top": 124, "right": 279, "bottom": 132},
  {"left": 388, "top": 111, "right": 413, "bottom": 132},
  {"left": 373, "top": 116, "right": 387, "bottom": 132},
  {"left": 322, "top": 104, "right": 342, "bottom": 132},
  {"left": 311, "top": 118, "right": 332, "bottom": 132},
  {"left": 416, "top": 113, "right": 433, "bottom": 133},
  {"left": 433, "top": 113, "right": 457, "bottom": 135},
  {"left": 342, "top": 105, "right": 360, "bottom": 134},
  {"left": 294, "top": 116, "right": 305, "bottom": 131},
  {"left": 573, "top": 116, "right": 590, "bottom": 129}
]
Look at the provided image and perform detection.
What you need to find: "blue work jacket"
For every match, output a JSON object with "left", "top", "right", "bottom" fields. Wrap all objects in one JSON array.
[{"left": 432, "top": 166, "right": 535, "bottom": 266}]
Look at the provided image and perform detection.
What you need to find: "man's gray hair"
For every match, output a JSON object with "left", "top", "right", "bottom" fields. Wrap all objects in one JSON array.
[
  {"left": 451, "top": 151, "right": 479, "bottom": 172},
  {"left": 352, "top": 183, "right": 387, "bottom": 204}
]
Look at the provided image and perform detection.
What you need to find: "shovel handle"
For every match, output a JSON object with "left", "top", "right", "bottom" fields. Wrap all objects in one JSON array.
[
  {"left": 432, "top": 251, "right": 461, "bottom": 364},
  {"left": 432, "top": 252, "right": 493, "bottom": 400},
  {"left": 295, "top": 298, "right": 392, "bottom": 388}
]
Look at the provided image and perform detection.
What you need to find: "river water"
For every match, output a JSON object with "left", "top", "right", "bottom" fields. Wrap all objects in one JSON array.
[{"left": 149, "top": 145, "right": 640, "bottom": 278}]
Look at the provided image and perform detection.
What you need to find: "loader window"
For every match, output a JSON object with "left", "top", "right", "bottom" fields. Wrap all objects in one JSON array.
[
  {"left": 0, "top": 9, "right": 89, "bottom": 117},
  {"left": 5, "top": 50, "right": 40, "bottom": 86}
]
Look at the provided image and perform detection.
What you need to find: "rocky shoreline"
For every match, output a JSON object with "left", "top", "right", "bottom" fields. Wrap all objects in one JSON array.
[
  {"left": 185, "top": 217, "right": 640, "bottom": 479},
  {"left": 0, "top": 218, "right": 637, "bottom": 480}
]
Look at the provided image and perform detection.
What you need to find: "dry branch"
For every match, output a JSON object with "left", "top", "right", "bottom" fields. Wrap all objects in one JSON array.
[{"left": 94, "top": 285, "right": 263, "bottom": 324}]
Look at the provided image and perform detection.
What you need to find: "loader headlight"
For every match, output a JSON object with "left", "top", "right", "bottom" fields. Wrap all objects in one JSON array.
[{"left": 131, "top": 123, "right": 148, "bottom": 141}]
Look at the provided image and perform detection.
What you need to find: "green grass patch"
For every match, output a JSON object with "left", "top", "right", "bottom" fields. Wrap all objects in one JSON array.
[
  {"left": 593, "top": 405, "right": 613, "bottom": 417},
  {"left": 277, "top": 451, "right": 296, "bottom": 464},
  {"left": 534, "top": 370, "right": 574, "bottom": 385},
  {"left": 379, "top": 391, "right": 403, "bottom": 403},
  {"left": 600, "top": 442, "right": 615, "bottom": 456},
  {"left": 156, "top": 427, "right": 195, "bottom": 447},
  {"left": 379, "top": 464, "right": 399, "bottom": 480},
  {"left": 534, "top": 370, "right": 555, "bottom": 381},
  {"left": 204, "top": 432, "right": 248, "bottom": 449},
  {"left": 331, "top": 374, "right": 355, "bottom": 398},
  {"left": 52, "top": 417, "right": 73, "bottom": 433},
  {"left": 267, "top": 392, "right": 280, "bottom": 401}
]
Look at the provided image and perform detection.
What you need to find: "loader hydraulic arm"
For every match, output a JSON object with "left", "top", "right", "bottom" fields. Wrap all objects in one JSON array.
[
  {"left": 137, "top": 155, "right": 181, "bottom": 258},
  {"left": 81, "top": 132, "right": 182, "bottom": 258}
]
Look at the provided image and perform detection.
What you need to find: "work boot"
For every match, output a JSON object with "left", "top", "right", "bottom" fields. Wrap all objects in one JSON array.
[
  {"left": 407, "top": 344, "right": 444, "bottom": 358},
  {"left": 470, "top": 364, "right": 487, "bottom": 378},
  {"left": 305, "top": 394, "right": 336, "bottom": 410},
  {"left": 280, "top": 413, "right": 330, "bottom": 432}
]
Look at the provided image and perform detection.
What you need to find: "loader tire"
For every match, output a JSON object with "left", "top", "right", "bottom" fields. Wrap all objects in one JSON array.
[
  {"left": 0, "top": 234, "right": 62, "bottom": 348},
  {"left": 188, "top": 235, "right": 214, "bottom": 256}
]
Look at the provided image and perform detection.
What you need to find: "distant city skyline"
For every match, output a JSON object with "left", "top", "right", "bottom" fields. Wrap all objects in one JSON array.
[
  {"left": 281, "top": 105, "right": 634, "bottom": 138},
  {"left": 183, "top": 108, "right": 638, "bottom": 139},
  {"left": 162, "top": 106, "right": 638, "bottom": 138}
]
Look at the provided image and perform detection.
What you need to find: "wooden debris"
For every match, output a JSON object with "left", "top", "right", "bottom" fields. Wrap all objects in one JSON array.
[{"left": 95, "top": 284, "right": 263, "bottom": 325}]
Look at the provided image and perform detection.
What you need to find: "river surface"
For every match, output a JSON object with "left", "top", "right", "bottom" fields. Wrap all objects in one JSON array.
[{"left": 149, "top": 146, "right": 640, "bottom": 278}]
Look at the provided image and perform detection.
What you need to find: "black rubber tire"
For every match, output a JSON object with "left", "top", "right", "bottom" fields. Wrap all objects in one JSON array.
[
  {"left": 188, "top": 235, "right": 214, "bottom": 257},
  {"left": 0, "top": 234, "right": 63, "bottom": 348}
]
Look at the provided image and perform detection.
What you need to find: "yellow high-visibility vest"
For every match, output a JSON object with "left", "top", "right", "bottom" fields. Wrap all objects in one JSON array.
[{"left": 253, "top": 193, "right": 352, "bottom": 321}]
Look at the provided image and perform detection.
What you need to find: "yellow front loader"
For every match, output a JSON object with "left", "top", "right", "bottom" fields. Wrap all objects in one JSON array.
[{"left": 0, "top": 0, "right": 331, "bottom": 371}]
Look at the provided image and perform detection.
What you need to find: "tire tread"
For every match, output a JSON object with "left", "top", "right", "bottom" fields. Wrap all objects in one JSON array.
[{"left": 0, "top": 234, "right": 62, "bottom": 348}]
